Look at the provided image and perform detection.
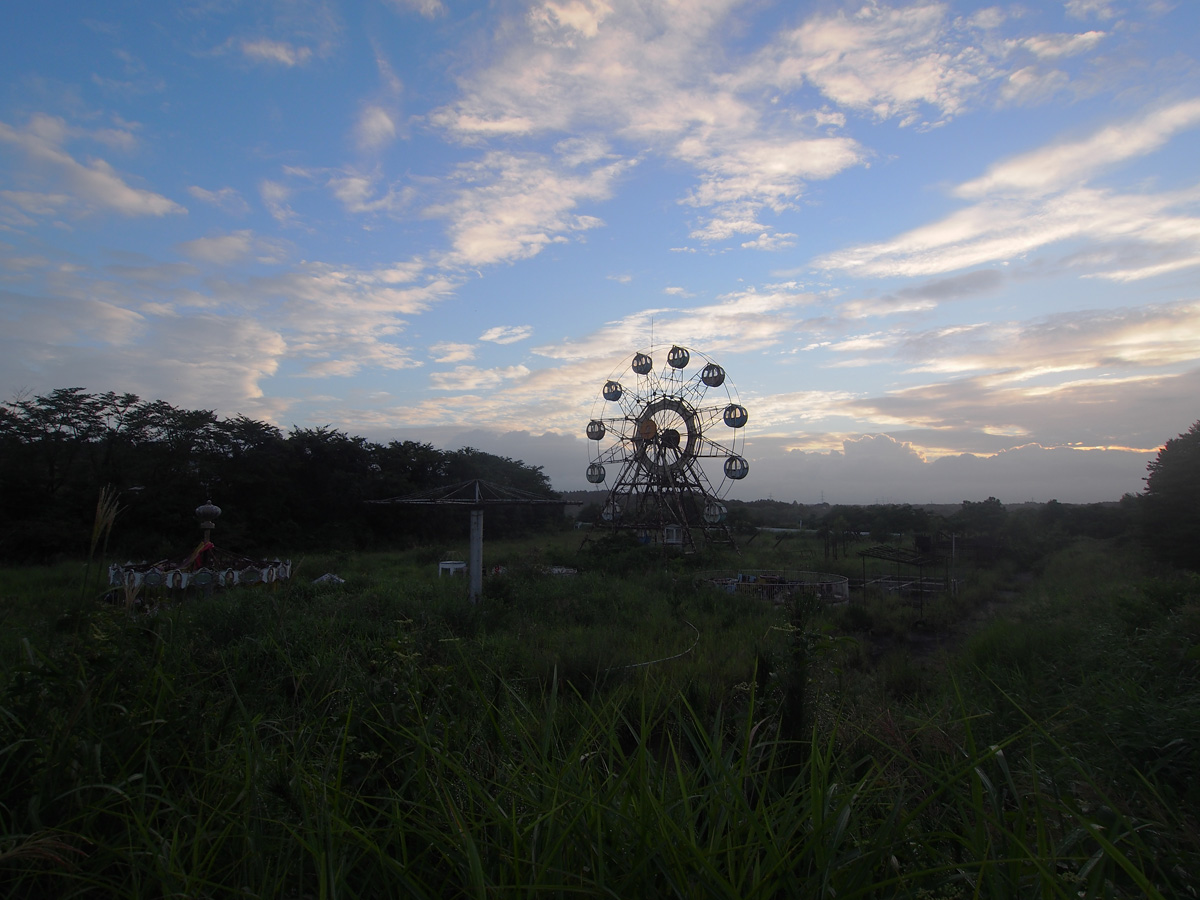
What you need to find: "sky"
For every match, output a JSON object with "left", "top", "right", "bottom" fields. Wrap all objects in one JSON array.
[{"left": 2, "top": 0, "right": 1199, "bottom": 505}]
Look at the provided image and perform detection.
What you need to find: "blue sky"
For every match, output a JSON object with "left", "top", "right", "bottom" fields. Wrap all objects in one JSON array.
[{"left": 2, "top": 0, "right": 1198, "bottom": 504}]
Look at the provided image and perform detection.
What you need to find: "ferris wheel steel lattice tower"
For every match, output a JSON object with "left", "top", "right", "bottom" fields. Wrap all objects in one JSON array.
[{"left": 584, "top": 345, "right": 749, "bottom": 551}]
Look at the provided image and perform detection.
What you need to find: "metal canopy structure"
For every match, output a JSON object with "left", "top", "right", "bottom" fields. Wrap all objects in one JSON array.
[
  {"left": 858, "top": 545, "right": 943, "bottom": 568},
  {"left": 371, "top": 479, "right": 569, "bottom": 602},
  {"left": 858, "top": 544, "right": 948, "bottom": 617}
]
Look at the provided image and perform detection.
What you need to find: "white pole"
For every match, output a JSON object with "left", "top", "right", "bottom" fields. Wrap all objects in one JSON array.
[{"left": 469, "top": 508, "right": 483, "bottom": 603}]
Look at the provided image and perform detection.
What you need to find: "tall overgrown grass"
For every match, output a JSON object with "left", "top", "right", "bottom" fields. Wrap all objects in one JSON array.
[{"left": 1, "top": 536, "right": 1195, "bottom": 896}]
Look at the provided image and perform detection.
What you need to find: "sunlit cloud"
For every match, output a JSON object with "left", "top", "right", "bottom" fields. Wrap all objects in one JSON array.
[
  {"left": 428, "top": 151, "right": 631, "bottom": 268},
  {"left": 680, "top": 136, "right": 865, "bottom": 241},
  {"left": 957, "top": 99, "right": 1200, "bottom": 199},
  {"left": 430, "top": 364, "right": 532, "bottom": 390},
  {"left": 748, "top": 389, "right": 861, "bottom": 430},
  {"left": 742, "top": 231, "right": 797, "bottom": 251},
  {"left": 817, "top": 99, "right": 1200, "bottom": 280},
  {"left": 479, "top": 325, "right": 533, "bottom": 344},
  {"left": 753, "top": 2, "right": 1002, "bottom": 126},
  {"left": 431, "top": 1, "right": 869, "bottom": 242},
  {"left": 532, "top": 284, "right": 818, "bottom": 364},
  {"left": 430, "top": 342, "right": 475, "bottom": 363},
  {"left": 900, "top": 300, "right": 1200, "bottom": 377},
  {"left": 999, "top": 66, "right": 1069, "bottom": 105},
  {"left": 135, "top": 260, "right": 455, "bottom": 381},
  {"left": 825, "top": 185, "right": 1200, "bottom": 280},
  {"left": 1020, "top": 31, "right": 1105, "bottom": 60}
]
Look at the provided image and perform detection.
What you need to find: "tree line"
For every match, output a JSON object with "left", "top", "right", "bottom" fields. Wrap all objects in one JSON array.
[
  {"left": 0, "top": 388, "right": 559, "bottom": 562},
  {"left": 2, "top": 389, "right": 1195, "bottom": 573}
]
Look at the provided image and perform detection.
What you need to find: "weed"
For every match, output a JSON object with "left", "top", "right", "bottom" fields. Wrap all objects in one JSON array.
[{"left": 0, "top": 535, "right": 1193, "bottom": 896}]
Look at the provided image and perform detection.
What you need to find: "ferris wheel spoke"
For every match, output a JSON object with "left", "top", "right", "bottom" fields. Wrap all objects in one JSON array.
[
  {"left": 693, "top": 434, "right": 738, "bottom": 456},
  {"left": 595, "top": 445, "right": 627, "bottom": 465}
]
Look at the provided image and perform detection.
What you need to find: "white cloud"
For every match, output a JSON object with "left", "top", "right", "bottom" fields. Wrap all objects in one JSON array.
[
  {"left": 998, "top": 66, "right": 1069, "bottom": 105},
  {"left": 430, "top": 341, "right": 476, "bottom": 362},
  {"left": 839, "top": 269, "right": 1005, "bottom": 319},
  {"left": 328, "top": 171, "right": 406, "bottom": 214},
  {"left": 532, "top": 283, "right": 818, "bottom": 364},
  {"left": 967, "top": 7, "right": 1007, "bottom": 30},
  {"left": 430, "top": 1, "right": 870, "bottom": 243},
  {"left": 176, "top": 230, "right": 288, "bottom": 265},
  {"left": 0, "top": 287, "right": 147, "bottom": 347},
  {"left": 826, "top": 299, "right": 1200, "bottom": 386},
  {"left": 957, "top": 99, "right": 1200, "bottom": 199},
  {"left": 259, "top": 179, "right": 297, "bottom": 224},
  {"left": 741, "top": 231, "right": 797, "bottom": 250},
  {"left": 178, "top": 231, "right": 254, "bottom": 265},
  {"left": 0, "top": 190, "right": 71, "bottom": 224},
  {"left": 50, "top": 254, "right": 452, "bottom": 385},
  {"left": 242, "top": 39, "right": 313, "bottom": 66},
  {"left": 0, "top": 114, "right": 184, "bottom": 218},
  {"left": 759, "top": 2, "right": 996, "bottom": 125},
  {"left": 480, "top": 325, "right": 533, "bottom": 344},
  {"left": 749, "top": 435, "right": 1150, "bottom": 504},
  {"left": 747, "top": 388, "right": 860, "bottom": 430},
  {"left": 1066, "top": 0, "right": 1118, "bottom": 20},
  {"left": 188, "top": 185, "right": 250, "bottom": 215},
  {"left": 529, "top": 0, "right": 614, "bottom": 41},
  {"left": 0, "top": 288, "right": 287, "bottom": 417},
  {"left": 680, "top": 135, "right": 865, "bottom": 240},
  {"left": 820, "top": 184, "right": 1200, "bottom": 279},
  {"left": 228, "top": 263, "right": 451, "bottom": 376},
  {"left": 1020, "top": 31, "right": 1105, "bottom": 60},
  {"left": 355, "top": 105, "right": 397, "bottom": 151},
  {"left": 386, "top": 0, "right": 446, "bottom": 17},
  {"left": 817, "top": 101, "right": 1200, "bottom": 280},
  {"left": 428, "top": 151, "right": 631, "bottom": 268},
  {"left": 430, "top": 364, "right": 532, "bottom": 390}
]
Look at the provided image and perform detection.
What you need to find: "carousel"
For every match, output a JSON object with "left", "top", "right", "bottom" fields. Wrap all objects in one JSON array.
[{"left": 107, "top": 498, "right": 291, "bottom": 595}]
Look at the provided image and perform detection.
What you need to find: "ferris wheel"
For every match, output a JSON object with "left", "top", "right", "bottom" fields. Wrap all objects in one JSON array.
[{"left": 584, "top": 345, "right": 749, "bottom": 550}]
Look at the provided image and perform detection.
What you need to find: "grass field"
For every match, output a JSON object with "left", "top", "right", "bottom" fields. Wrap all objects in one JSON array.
[{"left": 1, "top": 529, "right": 1197, "bottom": 897}]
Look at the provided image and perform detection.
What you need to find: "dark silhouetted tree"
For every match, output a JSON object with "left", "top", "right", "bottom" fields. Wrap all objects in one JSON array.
[
  {"left": 954, "top": 496, "right": 1007, "bottom": 536},
  {"left": 1142, "top": 421, "right": 1200, "bottom": 571},
  {"left": 0, "top": 389, "right": 563, "bottom": 559}
]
